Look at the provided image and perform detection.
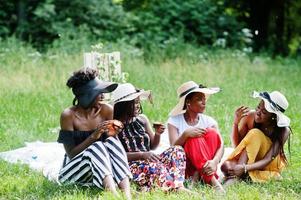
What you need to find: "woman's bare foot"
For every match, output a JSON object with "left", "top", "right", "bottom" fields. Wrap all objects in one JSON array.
[
  {"left": 118, "top": 177, "right": 132, "bottom": 200},
  {"left": 210, "top": 177, "right": 226, "bottom": 194},
  {"left": 176, "top": 186, "right": 199, "bottom": 195},
  {"left": 223, "top": 177, "right": 240, "bottom": 188},
  {"left": 186, "top": 171, "right": 200, "bottom": 189}
]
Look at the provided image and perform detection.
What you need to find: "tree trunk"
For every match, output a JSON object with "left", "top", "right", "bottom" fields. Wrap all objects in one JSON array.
[
  {"left": 16, "top": 0, "right": 26, "bottom": 39},
  {"left": 249, "top": 0, "right": 271, "bottom": 52},
  {"left": 274, "top": 0, "right": 287, "bottom": 55}
]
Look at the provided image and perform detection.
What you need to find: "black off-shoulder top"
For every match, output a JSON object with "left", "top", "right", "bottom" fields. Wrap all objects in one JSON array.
[{"left": 57, "top": 130, "right": 106, "bottom": 146}]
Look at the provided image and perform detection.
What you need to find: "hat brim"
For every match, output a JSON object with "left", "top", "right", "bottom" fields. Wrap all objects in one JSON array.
[
  {"left": 94, "top": 81, "right": 118, "bottom": 93},
  {"left": 169, "top": 87, "right": 220, "bottom": 116},
  {"left": 77, "top": 82, "right": 118, "bottom": 108},
  {"left": 253, "top": 91, "right": 290, "bottom": 127},
  {"left": 114, "top": 90, "right": 151, "bottom": 103}
]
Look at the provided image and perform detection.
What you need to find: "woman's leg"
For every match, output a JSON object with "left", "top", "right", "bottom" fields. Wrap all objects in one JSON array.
[
  {"left": 238, "top": 150, "right": 248, "bottom": 164},
  {"left": 221, "top": 159, "right": 242, "bottom": 187},
  {"left": 210, "top": 176, "right": 225, "bottom": 193},
  {"left": 221, "top": 150, "right": 248, "bottom": 176},
  {"left": 184, "top": 128, "right": 221, "bottom": 185},
  {"left": 129, "top": 159, "right": 164, "bottom": 191},
  {"left": 104, "top": 137, "right": 132, "bottom": 199},
  {"left": 118, "top": 177, "right": 132, "bottom": 200},
  {"left": 224, "top": 128, "right": 274, "bottom": 183},
  {"left": 103, "top": 176, "right": 118, "bottom": 196},
  {"left": 159, "top": 145, "right": 186, "bottom": 189},
  {"left": 58, "top": 141, "right": 117, "bottom": 193}
]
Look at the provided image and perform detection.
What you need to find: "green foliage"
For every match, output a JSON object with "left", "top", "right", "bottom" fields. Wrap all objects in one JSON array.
[
  {"left": 0, "top": 0, "right": 246, "bottom": 53},
  {"left": 29, "top": 0, "right": 58, "bottom": 47},
  {"left": 0, "top": 0, "right": 300, "bottom": 56},
  {"left": 0, "top": 0, "right": 132, "bottom": 49},
  {"left": 128, "top": 0, "right": 244, "bottom": 49},
  {"left": 121, "top": 0, "right": 149, "bottom": 11},
  {"left": 53, "top": 0, "right": 131, "bottom": 41},
  {"left": 287, "top": 1, "right": 301, "bottom": 56},
  {"left": 50, "top": 24, "right": 96, "bottom": 54},
  {"left": 0, "top": 1, "right": 16, "bottom": 36}
]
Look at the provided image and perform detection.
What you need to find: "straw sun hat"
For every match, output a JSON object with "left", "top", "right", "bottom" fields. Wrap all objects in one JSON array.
[
  {"left": 253, "top": 91, "right": 290, "bottom": 127},
  {"left": 169, "top": 81, "right": 220, "bottom": 116},
  {"left": 113, "top": 83, "right": 151, "bottom": 103}
]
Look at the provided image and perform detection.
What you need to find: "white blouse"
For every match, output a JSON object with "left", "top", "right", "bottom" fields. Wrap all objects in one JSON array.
[{"left": 167, "top": 113, "right": 218, "bottom": 136}]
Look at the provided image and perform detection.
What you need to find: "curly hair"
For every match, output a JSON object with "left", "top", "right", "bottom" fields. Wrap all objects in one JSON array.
[{"left": 66, "top": 68, "right": 99, "bottom": 89}]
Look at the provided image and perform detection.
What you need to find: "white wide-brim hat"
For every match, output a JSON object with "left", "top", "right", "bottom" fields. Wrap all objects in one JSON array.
[
  {"left": 253, "top": 91, "right": 290, "bottom": 127},
  {"left": 169, "top": 81, "right": 220, "bottom": 116},
  {"left": 113, "top": 83, "right": 151, "bottom": 103}
]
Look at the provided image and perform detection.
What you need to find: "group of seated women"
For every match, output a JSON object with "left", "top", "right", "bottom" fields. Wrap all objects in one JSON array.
[{"left": 57, "top": 67, "right": 292, "bottom": 199}]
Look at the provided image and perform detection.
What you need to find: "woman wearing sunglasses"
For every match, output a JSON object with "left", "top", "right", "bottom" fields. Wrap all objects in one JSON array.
[{"left": 221, "top": 91, "right": 292, "bottom": 185}]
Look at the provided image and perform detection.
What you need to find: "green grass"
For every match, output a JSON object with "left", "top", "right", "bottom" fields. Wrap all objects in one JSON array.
[{"left": 0, "top": 38, "right": 301, "bottom": 199}]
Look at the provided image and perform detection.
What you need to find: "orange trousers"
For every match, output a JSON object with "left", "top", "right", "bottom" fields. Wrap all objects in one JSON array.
[{"left": 184, "top": 128, "right": 221, "bottom": 183}]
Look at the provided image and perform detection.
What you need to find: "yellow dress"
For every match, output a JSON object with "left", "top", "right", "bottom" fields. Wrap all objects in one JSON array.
[{"left": 227, "top": 128, "right": 286, "bottom": 182}]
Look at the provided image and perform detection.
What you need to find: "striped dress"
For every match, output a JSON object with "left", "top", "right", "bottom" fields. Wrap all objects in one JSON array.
[
  {"left": 118, "top": 118, "right": 186, "bottom": 191},
  {"left": 57, "top": 130, "right": 132, "bottom": 188}
]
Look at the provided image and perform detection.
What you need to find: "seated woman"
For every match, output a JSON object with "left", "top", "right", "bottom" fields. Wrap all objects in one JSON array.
[
  {"left": 167, "top": 81, "right": 224, "bottom": 192},
  {"left": 221, "top": 91, "right": 291, "bottom": 185},
  {"left": 113, "top": 83, "right": 187, "bottom": 192},
  {"left": 57, "top": 68, "right": 132, "bottom": 199}
]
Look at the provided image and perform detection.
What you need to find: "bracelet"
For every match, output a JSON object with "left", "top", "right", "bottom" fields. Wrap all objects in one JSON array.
[{"left": 243, "top": 163, "right": 247, "bottom": 174}]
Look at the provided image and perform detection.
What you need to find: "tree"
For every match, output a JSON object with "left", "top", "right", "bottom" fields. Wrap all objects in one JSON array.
[{"left": 225, "top": 0, "right": 301, "bottom": 55}]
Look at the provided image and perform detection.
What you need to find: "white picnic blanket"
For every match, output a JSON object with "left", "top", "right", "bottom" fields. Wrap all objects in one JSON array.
[
  {"left": 0, "top": 141, "right": 65, "bottom": 182},
  {"left": 0, "top": 133, "right": 233, "bottom": 182}
]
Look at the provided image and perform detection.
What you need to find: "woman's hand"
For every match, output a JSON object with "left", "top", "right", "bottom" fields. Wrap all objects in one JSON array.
[
  {"left": 106, "top": 120, "right": 124, "bottom": 136},
  {"left": 234, "top": 106, "right": 250, "bottom": 125},
  {"left": 142, "top": 152, "right": 160, "bottom": 162},
  {"left": 228, "top": 164, "right": 245, "bottom": 177},
  {"left": 184, "top": 127, "right": 206, "bottom": 138},
  {"left": 153, "top": 123, "right": 165, "bottom": 135},
  {"left": 202, "top": 160, "right": 218, "bottom": 176},
  {"left": 90, "top": 121, "right": 110, "bottom": 140}
]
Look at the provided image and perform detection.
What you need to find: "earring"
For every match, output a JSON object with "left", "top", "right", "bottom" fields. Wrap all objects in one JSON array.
[{"left": 272, "top": 117, "right": 276, "bottom": 120}]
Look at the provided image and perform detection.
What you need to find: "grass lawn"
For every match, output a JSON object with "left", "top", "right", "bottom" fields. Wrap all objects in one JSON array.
[{"left": 0, "top": 40, "right": 300, "bottom": 199}]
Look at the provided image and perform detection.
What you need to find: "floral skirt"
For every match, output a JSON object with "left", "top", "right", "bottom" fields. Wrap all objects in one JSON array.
[{"left": 129, "top": 146, "right": 186, "bottom": 191}]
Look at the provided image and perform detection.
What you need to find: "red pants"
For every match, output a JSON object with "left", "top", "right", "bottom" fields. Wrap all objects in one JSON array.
[{"left": 184, "top": 128, "right": 221, "bottom": 184}]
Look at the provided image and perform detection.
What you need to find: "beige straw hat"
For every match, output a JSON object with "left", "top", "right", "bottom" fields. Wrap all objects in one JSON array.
[
  {"left": 169, "top": 81, "right": 220, "bottom": 116},
  {"left": 113, "top": 83, "right": 151, "bottom": 103}
]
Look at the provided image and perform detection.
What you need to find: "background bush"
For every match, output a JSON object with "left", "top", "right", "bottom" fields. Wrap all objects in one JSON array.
[
  {"left": 128, "top": 0, "right": 244, "bottom": 48},
  {"left": 2, "top": 0, "right": 299, "bottom": 56}
]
